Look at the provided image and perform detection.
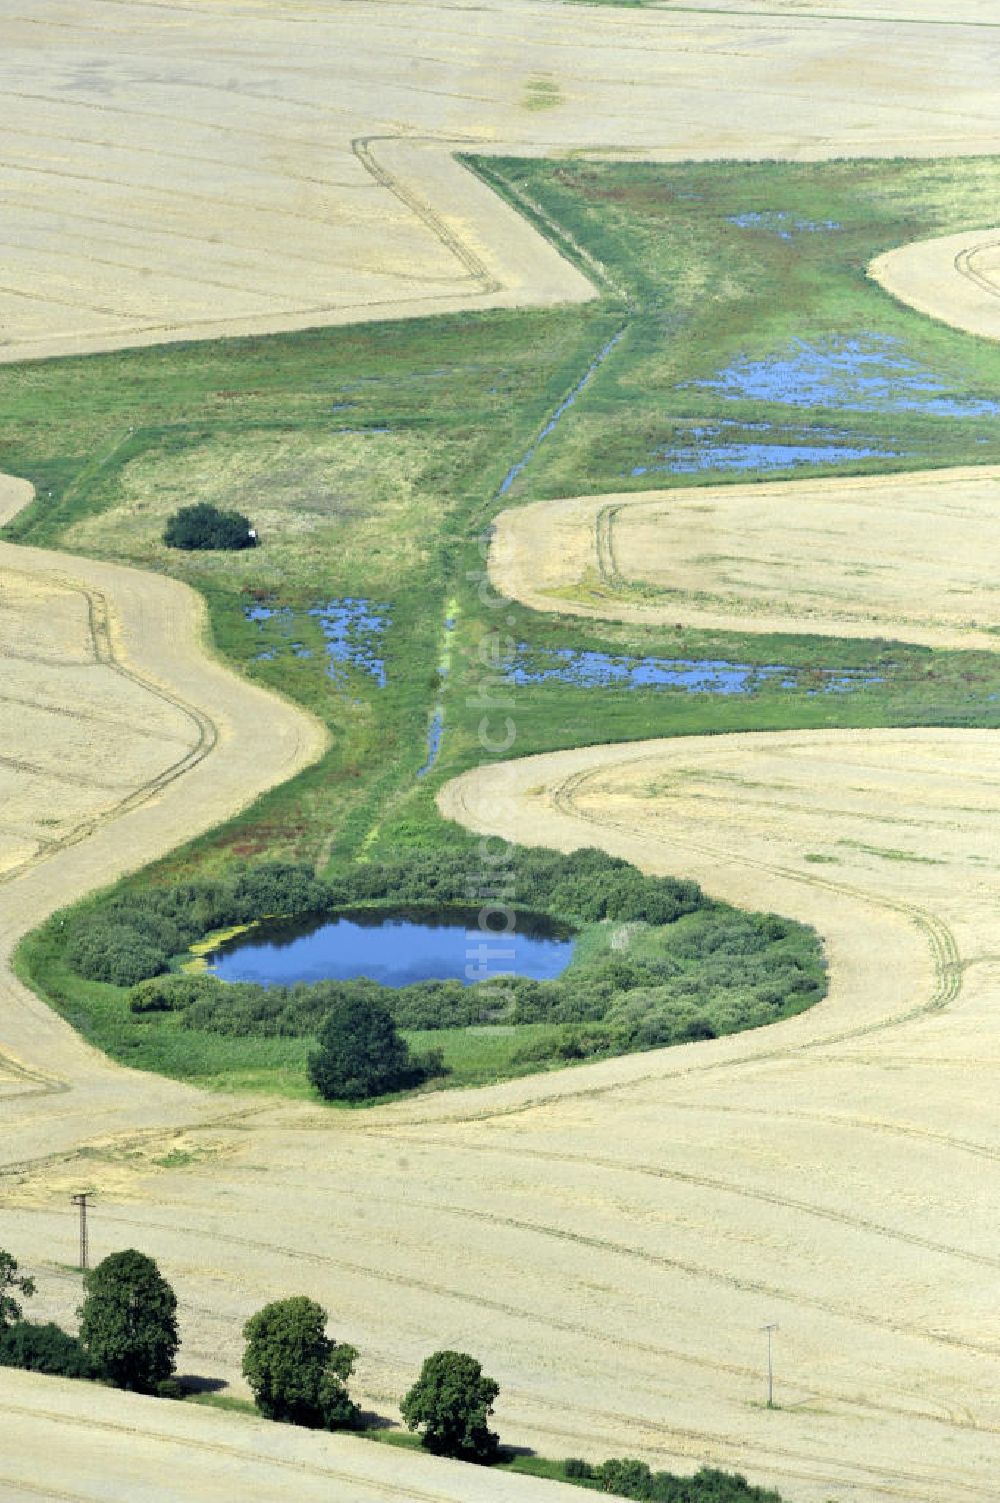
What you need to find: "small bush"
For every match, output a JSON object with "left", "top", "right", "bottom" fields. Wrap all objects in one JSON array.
[
  {"left": 564, "top": 1457, "right": 596, "bottom": 1479},
  {"left": 155, "top": 1377, "right": 186, "bottom": 1400},
  {"left": 600, "top": 1458, "right": 654, "bottom": 1497},
  {"left": 129, "top": 975, "right": 207, "bottom": 1013},
  {"left": 163, "top": 502, "right": 256, "bottom": 551}
]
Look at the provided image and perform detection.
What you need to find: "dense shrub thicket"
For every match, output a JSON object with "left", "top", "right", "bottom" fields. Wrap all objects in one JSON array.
[
  {"left": 126, "top": 904, "right": 824, "bottom": 1061},
  {"left": 321, "top": 848, "right": 702, "bottom": 927},
  {"left": 58, "top": 852, "right": 824, "bottom": 1084},
  {"left": 64, "top": 861, "right": 333, "bottom": 985},
  {"left": 163, "top": 501, "right": 256, "bottom": 551},
  {"left": 0, "top": 1321, "right": 94, "bottom": 1378},
  {"left": 62, "top": 851, "right": 696, "bottom": 987},
  {"left": 564, "top": 1457, "right": 783, "bottom": 1501}
]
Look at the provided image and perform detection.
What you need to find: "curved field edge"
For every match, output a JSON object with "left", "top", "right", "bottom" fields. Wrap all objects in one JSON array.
[
  {"left": 869, "top": 225, "right": 1000, "bottom": 341},
  {"left": 0, "top": 471, "right": 327, "bottom": 1119},
  {"left": 487, "top": 466, "right": 1000, "bottom": 653},
  {"left": 0, "top": 137, "right": 596, "bottom": 368}
]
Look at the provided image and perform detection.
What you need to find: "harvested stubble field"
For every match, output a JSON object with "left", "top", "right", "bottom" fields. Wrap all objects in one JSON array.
[
  {"left": 872, "top": 228, "right": 1000, "bottom": 343},
  {"left": 5, "top": 0, "right": 1000, "bottom": 364},
  {"left": 0, "top": 1367, "right": 583, "bottom": 1503},
  {"left": 490, "top": 464, "right": 1000, "bottom": 651},
  {"left": 5, "top": 2, "right": 1000, "bottom": 1501}
]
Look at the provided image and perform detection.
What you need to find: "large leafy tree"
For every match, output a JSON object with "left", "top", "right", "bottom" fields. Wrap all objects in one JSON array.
[
  {"left": 308, "top": 995, "right": 414, "bottom": 1100},
  {"left": 78, "top": 1249, "right": 178, "bottom": 1391},
  {"left": 242, "top": 1296, "right": 358, "bottom": 1429},
  {"left": 0, "top": 1251, "right": 35, "bottom": 1331},
  {"left": 401, "top": 1349, "right": 500, "bottom": 1462}
]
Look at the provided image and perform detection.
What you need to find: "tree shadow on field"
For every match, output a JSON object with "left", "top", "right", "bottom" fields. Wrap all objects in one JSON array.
[
  {"left": 356, "top": 1408, "right": 396, "bottom": 1432},
  {"left": 178, "top": 1374, "right": 228, "bottom": 1394}
]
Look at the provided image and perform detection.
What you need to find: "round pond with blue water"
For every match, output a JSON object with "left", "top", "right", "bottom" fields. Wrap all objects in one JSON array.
[{"left": 205, "top": 907, "right": 575, "bottom": 989}]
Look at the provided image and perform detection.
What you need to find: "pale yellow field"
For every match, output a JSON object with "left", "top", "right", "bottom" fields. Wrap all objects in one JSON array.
[
  {"left": 489, "top": 465, "right": 1000, "bottom": 650},
  {"left": 0, "top": 470, "right": 326, "bottom": 1152},
  {"left": 5, "top": 0, "right": 1000, "bottom": 363},
  {"left": 871, "top": 228, "right": 1000, "bottom": 342},
  {"left": 5, "top": 1, "right": 1000, "bottom": 1500},
  {"left": 0, "top": 1368, "right": 582, "bottom": 1503}
]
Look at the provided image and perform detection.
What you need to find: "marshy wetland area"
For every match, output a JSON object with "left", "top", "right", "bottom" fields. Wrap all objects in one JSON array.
[{"left": 5, "top": 3, "right": 1000, "bottom": 1501}]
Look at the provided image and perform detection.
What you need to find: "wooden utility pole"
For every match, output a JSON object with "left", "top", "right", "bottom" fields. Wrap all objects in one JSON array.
[
  {"left": 761, "top": 1322, "right": 779, "bottom": 1408},
  {"left": 70, "top": 1193, "right": 90, "bottom": 1272}
]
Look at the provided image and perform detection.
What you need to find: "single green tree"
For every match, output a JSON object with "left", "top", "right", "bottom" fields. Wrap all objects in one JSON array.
[
  {"left": 78, "top": 1249, "right": 178, "bottom": 1391},
  {"left": 308, "top": 995, "right": 414, "bottom": 1100},
  {"left": 163, "top": 502, "right": 256, "bottom": 551},
  {"left": 0, "top": 1251, "right": 35, "bottom": 1332},
  {"left": 241, "top": 1296, "right": 358, "bottom": 1429},
  {"left": 401, "top": 1349, "right": 500, "bottom": 1462}
]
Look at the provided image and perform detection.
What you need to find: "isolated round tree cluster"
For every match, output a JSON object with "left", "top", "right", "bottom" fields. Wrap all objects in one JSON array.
[{"left": 163, "top": 501, "right": 256, "bottom": 551}]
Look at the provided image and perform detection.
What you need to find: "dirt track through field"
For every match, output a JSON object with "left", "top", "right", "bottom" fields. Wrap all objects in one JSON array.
[{"left": 5, "top": 2, "right": 1000, "bottom": 1500}]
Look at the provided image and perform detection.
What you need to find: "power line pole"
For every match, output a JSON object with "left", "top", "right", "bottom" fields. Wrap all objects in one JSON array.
[
  {"left": 70, "top": 1194, "right": 90, "bottom": 1272},
  {"left": 761, "top": 1322, "right": 778, "bottom": 1408}
]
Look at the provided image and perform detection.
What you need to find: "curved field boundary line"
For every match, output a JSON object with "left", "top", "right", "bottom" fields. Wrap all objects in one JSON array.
[
  {"left": 428, "top": 734, "right": 958, "bottom": 1135},
  {"left": 549, "top": 754, "right": 964, "bottom": 1045},
  {"left": 0, "top": 578, "right": 216, "bottom": 890},
  {"left": 0, "top": 136, "right": 596, "bottom": 366},
  {"left": 870, "top": 226, "right": 1000, "bottom": 340},
  {"left": 0, "top": 1370, "right": 584, "bottom": 1503},
  {"left": 0, "top": 472, "right": 329, "bottom": 1110},
  {"left": 955, "top": 238, "right": 1000, "bottom": 299},
  {"left": 594, "top": 501, "right": 625, "bottom": 588},
  {"left": 491, "top": 466, "right": 1000, "bottom": 652},
  {"left": 0, "top": 1399, "right": 476, "bottom": 1503},
  {"left": 352, "top": 137, "right": 503, "bottom": 297},
  {"left": 424, "top": 729, "right": 1000, "bottom": 1179}
]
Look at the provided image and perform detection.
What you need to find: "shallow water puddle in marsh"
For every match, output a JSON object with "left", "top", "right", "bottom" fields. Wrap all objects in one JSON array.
[
  {"left": 726, "top": 211, "right": 841, "bottom": 239},
  {"left": 630, "top": 422, "right": 899, "bottom": 476},
  {"left": 508, "top": 648, "right": 882, "bottom": 695},
  {"left": 687, "top": 335, "right": 1000, "bottom": 418},
  {"left": 245, "top": 598, "right": 389, "bottom": 685}
]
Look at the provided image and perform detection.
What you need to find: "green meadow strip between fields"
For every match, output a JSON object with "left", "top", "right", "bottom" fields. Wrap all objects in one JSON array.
[{"left": 8, "top": 155, "right": 1000, "bottom": 1094}]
